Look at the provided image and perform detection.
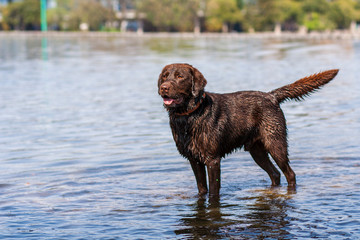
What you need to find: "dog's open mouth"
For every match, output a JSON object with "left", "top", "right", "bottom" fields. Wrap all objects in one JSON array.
[{"left": 162, "top": 96, "right": 183, "bottom": 106}]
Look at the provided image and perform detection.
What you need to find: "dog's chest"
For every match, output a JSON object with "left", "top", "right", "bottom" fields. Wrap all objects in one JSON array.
[{"left": 170, "top": 117, "right": 211, "bottom": 162}]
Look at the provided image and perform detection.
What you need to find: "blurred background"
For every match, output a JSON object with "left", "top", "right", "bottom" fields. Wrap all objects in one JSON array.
[
  {"left": 1, "top": 0, "right": 360, "bottom": 34},
  {"left": 0, "top": 1, "right": 359, "bottom": 239}
]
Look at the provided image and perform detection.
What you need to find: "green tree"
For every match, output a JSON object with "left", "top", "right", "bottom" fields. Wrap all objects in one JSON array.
[
  {"left": 302, "top": 0, "right": 335, "bottom": 31},
  {"left": 137, "top": 0, "right": 201, "bottom": 32},
  {"left": 2, "top": 0, "right": 41, "bottom": 30},
  {"left": 0, "top": 6, "right": 9, "bottom": 30},
  {"left": 47, "top": 0, "right": 72, "bottom": 30},
  {"left": 67, "top": 0, "right": 115, "bottom": 31},
  {"left": 205, "top": 0, "right": 243, "bottom": 32},
  {"left": 244, "top": 0, "right": 303, "bottom": 32},
  {"left": 243, "top": 0, "right": 261, "bottom": 31},
  {"left": 328, "top": 0, "right": 360, "bottom": 29}
]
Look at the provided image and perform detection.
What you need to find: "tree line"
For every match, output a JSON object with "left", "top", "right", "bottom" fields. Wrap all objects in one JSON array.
[{"left": 1, "top": 0, "right": 360, "bottom": 32}]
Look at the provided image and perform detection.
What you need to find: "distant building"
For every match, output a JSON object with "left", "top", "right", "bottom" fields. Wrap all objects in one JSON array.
[{"left": 98, "top": 0, "right": 143, "bottom": 33}]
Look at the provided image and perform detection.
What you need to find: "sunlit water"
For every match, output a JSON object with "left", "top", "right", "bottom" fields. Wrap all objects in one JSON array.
[{"left": 0, "top": 34, "right": 359, "bottom": 239}]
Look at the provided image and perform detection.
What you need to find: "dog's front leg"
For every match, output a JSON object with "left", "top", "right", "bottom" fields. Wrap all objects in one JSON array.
[
  {"left": 206, "top": 158, "right": 221, "bottom": 197},
  {"left": 189, "top": 160, "right": 208, "bottom": 196}
]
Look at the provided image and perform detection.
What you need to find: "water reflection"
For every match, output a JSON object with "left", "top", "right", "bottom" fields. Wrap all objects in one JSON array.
[
  {"left": 237, "top": 188, "right": 295, "bottom": 239},
  {"left": 41, "top": 37, "right": 48, "bottom": 61},
  {"left": 175, "top": 197, "right": 235, "bottom": 239},
  {"left": 176, "top": 188, "right": 295, "bottom": 239}
]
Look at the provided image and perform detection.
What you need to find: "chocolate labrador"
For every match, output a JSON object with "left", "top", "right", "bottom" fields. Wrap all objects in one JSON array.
[{"left": 158, "top": 63, "right": 338, "bottom": 197}]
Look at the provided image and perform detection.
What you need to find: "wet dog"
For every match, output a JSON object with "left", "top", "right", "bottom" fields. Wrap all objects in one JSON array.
[{"left": 158, "top": 63, "right": 338, "bottom": 196}]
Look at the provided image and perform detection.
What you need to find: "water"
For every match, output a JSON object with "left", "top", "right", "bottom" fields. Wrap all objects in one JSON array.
[{"left": 0, "top": 34, "right": 359, "bottom": 239}]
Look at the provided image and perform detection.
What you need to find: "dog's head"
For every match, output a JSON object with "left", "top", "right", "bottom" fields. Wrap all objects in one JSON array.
[{"left": 158, "top": 63, "right": 207, "bottom": 109}]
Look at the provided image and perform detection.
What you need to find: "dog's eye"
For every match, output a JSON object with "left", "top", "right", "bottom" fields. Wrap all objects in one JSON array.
[
  {"left": 177, "top": 75, "right": 183, "bottom": 79},
  {"left": 162, "top": 73, "right": 169, "bottom": 79}
]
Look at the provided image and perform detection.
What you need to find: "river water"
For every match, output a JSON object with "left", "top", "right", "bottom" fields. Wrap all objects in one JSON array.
[{"left": 0, "top": 34, "right": 359, "bottom": 239}]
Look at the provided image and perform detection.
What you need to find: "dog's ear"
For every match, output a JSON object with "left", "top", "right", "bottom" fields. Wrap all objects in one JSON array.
[{"left": 191, "top": 66, "right": 207, "bottom": 96}]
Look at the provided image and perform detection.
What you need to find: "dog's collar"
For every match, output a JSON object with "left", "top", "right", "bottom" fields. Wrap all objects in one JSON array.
[{"left": 175, "top": 93, "right": 206, "bottom": 116}]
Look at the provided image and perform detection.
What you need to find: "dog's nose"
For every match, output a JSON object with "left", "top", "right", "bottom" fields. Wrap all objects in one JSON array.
[{"left": 160, "top": 83, "right": 170, "bottom": 93}]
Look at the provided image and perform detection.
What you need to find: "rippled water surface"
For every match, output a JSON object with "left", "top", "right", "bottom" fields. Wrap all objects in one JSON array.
[{"left": 0, "top": 34, "right": 359, "bottom": 239}]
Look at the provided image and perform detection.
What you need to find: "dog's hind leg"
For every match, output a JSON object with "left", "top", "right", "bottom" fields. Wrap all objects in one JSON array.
[
  {"left": 261, "top": 114, "right": 296, "bottom": 187},
  {"left": 249, "top": 141, "right": 281, "bottom": 186},
  {"left": 189, "top": 160, "right": 208, "bottom": 196},
  {"left": 267, "top": 141, "right": 296, "bottom": 187}
]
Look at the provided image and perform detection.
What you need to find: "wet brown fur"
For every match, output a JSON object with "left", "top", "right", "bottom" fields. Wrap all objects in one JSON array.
[{"left": 158, "top": 63, "right": 339, "bottom": 197}]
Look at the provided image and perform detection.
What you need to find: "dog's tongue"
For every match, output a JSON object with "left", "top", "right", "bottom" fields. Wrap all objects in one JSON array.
[{"left": 163, "top": 98, "right": 175, "bottom": 105}]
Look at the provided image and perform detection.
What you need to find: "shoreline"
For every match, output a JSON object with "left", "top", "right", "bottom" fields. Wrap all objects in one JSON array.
[{"left": 0, "top": 30, "right": 359, "bottom": 40}]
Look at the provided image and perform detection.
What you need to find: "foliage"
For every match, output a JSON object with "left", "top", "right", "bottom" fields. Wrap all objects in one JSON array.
[
  {"left": 205, "top": 0, "right": 243, "bottom": 32},
  {"left": 136, "top": 0, "right": 200, "bottom": 32},
  {"left": 302, "top": 0, "right": 334, "bottom": 31},
  {"left": 328, "top": 0, "right": 360, "bottom": 29},
  {"left": 244, "top": 0, "right": 303, "bottom": 31},
  {"left": 304, "top": 12, "right": 333, "bottom": 31},
  {"left": 66, "top": 0, "right": 115, "bottom": 31},
  {"left": 2, "top": 0, "right": 41, "bottom": 30},
  {"left": 1, "top": 0, "right": 360, "bottom": 32},
  {"left": 46, "top": 0, "right": 72, "bottom": 30},
  {"left": 0, "top": 6, "right": 10, "bottom": 30},
  {"left": 302, "top": 0, "right": 330, "bottom": 14}
]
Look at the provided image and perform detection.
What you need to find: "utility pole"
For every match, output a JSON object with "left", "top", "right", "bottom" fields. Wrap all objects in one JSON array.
[{"left": 40, "top": 0, "right": 47, "bottom": 31}]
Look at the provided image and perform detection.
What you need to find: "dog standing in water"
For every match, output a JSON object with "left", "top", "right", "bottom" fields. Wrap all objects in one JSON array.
[{"left": 158, "top": 63, "right": 338, "bottom": 197}]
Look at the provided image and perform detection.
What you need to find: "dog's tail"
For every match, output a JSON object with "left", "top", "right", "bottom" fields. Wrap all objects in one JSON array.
[{"left": 270, "top": 69, "right": 339, "bottom": 104}]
